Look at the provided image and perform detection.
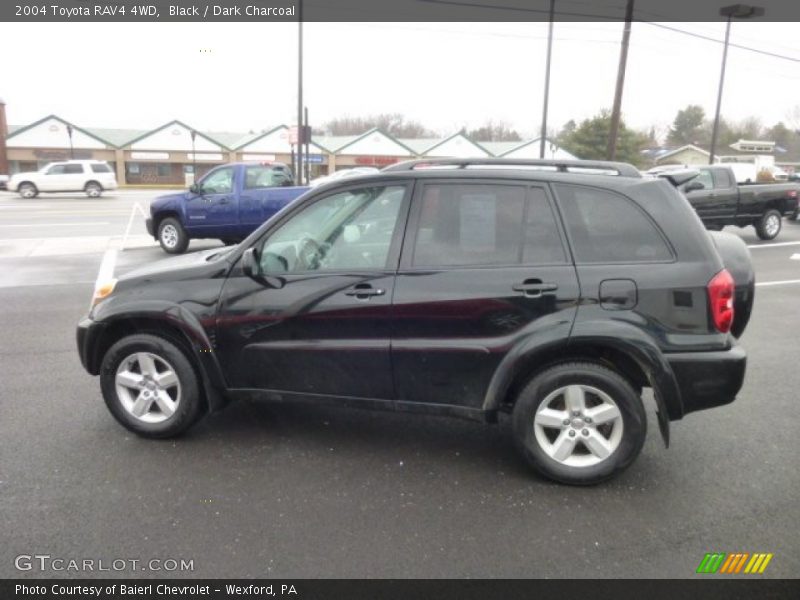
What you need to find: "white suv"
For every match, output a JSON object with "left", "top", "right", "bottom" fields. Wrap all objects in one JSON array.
[{"left": 8, "top": 160, "right": 118, "bottom": 198}]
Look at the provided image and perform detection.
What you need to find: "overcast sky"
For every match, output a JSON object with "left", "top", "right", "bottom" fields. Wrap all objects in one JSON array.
[{"left": 1, "top": 21, "right": 798, "bottom": 141}]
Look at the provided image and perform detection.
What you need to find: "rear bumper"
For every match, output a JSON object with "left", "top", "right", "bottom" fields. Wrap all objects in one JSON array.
[
  {"left": 77, "top": 317, "right": 106, "bottom": 375},
  {"left": 666, "top": 344, "right": 746, "bottom": 416}
]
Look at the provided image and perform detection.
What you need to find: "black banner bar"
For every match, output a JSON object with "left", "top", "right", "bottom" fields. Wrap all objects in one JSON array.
[
  {"left": 2, "top": 579, "right": 800, "bottom": 600},
  {"left": 2, "top": 0, "right": 800, "bottom": 22}
]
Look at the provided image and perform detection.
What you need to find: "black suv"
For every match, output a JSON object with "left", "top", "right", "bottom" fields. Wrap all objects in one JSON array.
[{"left": 77, "top": 159, "right": 753, "bottom": 485}]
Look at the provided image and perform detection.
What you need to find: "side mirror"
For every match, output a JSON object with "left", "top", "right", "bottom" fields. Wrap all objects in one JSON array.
[
  {"left": 684, "top": 181, "right": 705, "bottom": 193},
  {"left": 189, "top": 182, "right": 201, "bottom": 194},
  {"left": 242, "top": 247, "right": 261, "bottom": 278},
  {"left": 280, "top": 178, "right": 294, "bottom": 187}
]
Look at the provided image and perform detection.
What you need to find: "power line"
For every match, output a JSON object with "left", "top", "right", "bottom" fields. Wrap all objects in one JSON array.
[{"left": 643, "top": 22, "right": 800, "bottom": 63}]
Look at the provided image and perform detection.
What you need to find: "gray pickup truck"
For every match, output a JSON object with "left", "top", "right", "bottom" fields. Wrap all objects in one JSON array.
[{"left": 670, "top": 165, "right": 799, "bottom": 240}]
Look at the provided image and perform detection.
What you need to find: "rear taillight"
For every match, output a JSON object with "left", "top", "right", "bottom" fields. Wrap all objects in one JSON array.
[{"left": 707, "top": 269, "right": 735, "bottom": 333}]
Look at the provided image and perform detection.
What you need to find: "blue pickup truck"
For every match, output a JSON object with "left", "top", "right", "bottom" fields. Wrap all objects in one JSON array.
[{"left": 146, "top": 162, "right": 309, "bottom": 254}]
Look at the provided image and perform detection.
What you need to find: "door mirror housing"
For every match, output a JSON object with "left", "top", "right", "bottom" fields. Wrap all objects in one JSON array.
[
  {"left": 242, "top": 247, "right": 261, "bottom": 278},
  {"left": 189, "top": 182, "right": 202, "bottom": 195},
  {"left": 684, "top": 181, "right": 705, "bottom": 193}
]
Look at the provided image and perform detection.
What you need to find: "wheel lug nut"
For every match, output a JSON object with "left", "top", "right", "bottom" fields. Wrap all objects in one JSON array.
[
  {"left": 585, "top": 417, "right": 592, "bottom": 424},
  {"left": 568, "top": 430, "right": 576, "bottom": 437},
  {"left": 572, "top": 410, "right": 580, "bottom": 417},
  {"left": 582, "top": 429, "right": 589, "bottom": 436},
  {"left": 563, "top": 419, "right": 570, "bottom": 426}
]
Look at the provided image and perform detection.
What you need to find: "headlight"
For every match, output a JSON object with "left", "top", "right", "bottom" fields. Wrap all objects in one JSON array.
[
  {"left": 91, "top": 279, "right": 117, "bottom": 307},
  {"left": 91, "top": 249, "right": 118, "bottom": 308}
]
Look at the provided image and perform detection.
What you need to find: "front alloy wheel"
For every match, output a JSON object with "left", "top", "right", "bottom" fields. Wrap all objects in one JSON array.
[
  {"left": 100, "top": 333, "right": 204, "bottom": 437},
  {"left": 157, "top": 217, "right": 189, "bottom": 254},
  {"left": 19, "top": 183, "right": 37, "bottom": 198},
  {"left": 115, "top": 352, "right": 181, "bottom": 424}
]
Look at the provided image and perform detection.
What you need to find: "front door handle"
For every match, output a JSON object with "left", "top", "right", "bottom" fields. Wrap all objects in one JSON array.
[
  {"left": 218, "top": 197, "right": 230, "bottom": 204},
  {"left": 345, "top": 284, "right": 386, "bottom": 300},
  {"left": 512, "top": 279, "right": 558, "bottom": 298}
]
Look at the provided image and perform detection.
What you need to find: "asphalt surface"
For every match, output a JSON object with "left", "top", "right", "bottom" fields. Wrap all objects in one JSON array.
[{"left": 1, "top": 190, "right": 799, "bottom": 579}]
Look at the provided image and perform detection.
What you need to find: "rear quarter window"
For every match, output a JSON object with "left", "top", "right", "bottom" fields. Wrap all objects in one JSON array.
[
  {"left": 91, "top": 163, "right": 112, "bottom": 174},
  {"left": 554, "top": 183, "right": 673, "bottom": 263}
]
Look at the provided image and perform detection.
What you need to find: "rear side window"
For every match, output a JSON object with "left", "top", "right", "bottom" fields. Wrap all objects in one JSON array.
[
  {"left": 63, "top": 164, "right": 84, "bottom": 174},
  {"left": 555, "top": 184, "right": 672, "bottom": 263},
  {"left": 245, "top": 165, "right": 290, "bottom": 189},
  {"left": 91, "top": 163, "right": 112, "bottom": 174},
  {"left": 411, "top": 183, "right": 566, "bottom": 267},
  {"left": 714, "top": 168, "right": 733, "bottom": 188}
]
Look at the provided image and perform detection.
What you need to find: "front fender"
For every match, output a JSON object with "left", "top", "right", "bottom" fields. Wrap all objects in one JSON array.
[{"left": 92, "top": 300, "right": 228, "bottom": 412}]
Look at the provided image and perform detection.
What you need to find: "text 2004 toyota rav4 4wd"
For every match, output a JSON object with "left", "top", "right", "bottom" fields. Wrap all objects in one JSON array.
[{"left": 77, "top": 159, "right": 754, "bottom": 485}]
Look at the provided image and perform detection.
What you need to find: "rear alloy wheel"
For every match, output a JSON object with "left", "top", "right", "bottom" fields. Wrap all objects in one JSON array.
[
  {"left": 512, "top": 362, "right": 646, "bottom": 485},
  {"left": 755, "top": 209, "right": 782, "bottom": 240},
  {"left": 19, "top": 183, "right": 38, "bottom": 199},
  {"left": 158, "top": 217, "right": 189, "bottom": 254},
  {"left": 85, "top": 182, "right": 103, "bottom": 198},
  {"left": 100, "top": 334, "right": 204, "bottom": 438}
]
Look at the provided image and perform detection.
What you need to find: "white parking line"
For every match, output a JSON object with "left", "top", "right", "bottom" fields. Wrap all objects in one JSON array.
[
  {"left": 0, "top": 222, "right": 112, "bottom": 228},
  {"left": 791, "top": 254, "right": 800, "bottom": 261},
  {"left": 755, "top": 279, "right": 800, "bottom": 287},
  {"left": 747, "top": 241, "right": 800, "bottom": 249}
]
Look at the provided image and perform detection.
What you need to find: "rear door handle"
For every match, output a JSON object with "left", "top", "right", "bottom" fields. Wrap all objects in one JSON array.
[
  {"left": 512, "top": 279, "right": 558, "bottom": 298},
  {"left": 345, "top": 284, "right": 385, "bottom": 300}
]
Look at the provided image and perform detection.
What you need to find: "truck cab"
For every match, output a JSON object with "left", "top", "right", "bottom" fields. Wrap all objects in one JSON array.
[{"left": 146, "top": 162, "right": 309, "bottom": 253}]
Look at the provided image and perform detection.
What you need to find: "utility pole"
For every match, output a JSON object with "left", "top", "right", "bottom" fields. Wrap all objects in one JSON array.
[
  {"left": 607, "top": 0, "right": 634, "bottom": 161},
  {"left": 66, "top": 124, "right": 74, "bottom": 160}
]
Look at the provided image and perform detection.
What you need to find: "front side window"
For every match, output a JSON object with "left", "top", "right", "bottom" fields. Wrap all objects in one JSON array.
[
  {"left": 411, "top": 184, "right": 566, "bottom": 268},
  {"left": 201, "top": 167, "right": 234, "bottom": 194},
  {"left": 46, "top": 165, "right": 66, "bottom": 175},
  {"left": 555, "top": 184, "right": 672, "bottom": 264},
  {"left": 259, "top": 185, "right": 406, "bottom": 273}
]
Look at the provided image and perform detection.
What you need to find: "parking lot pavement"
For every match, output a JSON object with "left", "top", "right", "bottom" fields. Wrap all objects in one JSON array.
[{"left": 0, "top": 201, "right": 798, "bottom": 579}]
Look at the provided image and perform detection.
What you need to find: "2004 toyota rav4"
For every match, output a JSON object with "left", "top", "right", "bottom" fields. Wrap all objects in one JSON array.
[{"left": 77, "top": 159, "right": 754, "bottom": 485}]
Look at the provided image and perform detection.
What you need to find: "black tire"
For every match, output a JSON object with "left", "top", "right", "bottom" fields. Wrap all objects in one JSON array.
[
  {"left": 511, "top": 362, "right": 647, "bottom": 485},
  {"left": 221, "top": 238, "right": 239, "bottom": 246},
  {"left": 100, "top": 333, "right": 205, "bottom": 438},
  {"left": 18, "top": 182, "right": 38, "bottom": 198},
  {"left": 790, "top": 208, "right": 799, "bottom": 221},
  {"left": 85, "top": 181, "right": 103, "bottom": 198},
  {"left": 705, "top": 223, "right": 723, "bottom": 231},
  {"left": 158, "top": 217, "right": 189, "bottom": 254},
  {"left": 755, "top": 209, "right": 782, "bottom": 240}
]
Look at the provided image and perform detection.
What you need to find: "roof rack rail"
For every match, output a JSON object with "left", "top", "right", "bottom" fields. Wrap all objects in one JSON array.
[{"left": 382, "top": 158, "right": 642, "bottom": 178}]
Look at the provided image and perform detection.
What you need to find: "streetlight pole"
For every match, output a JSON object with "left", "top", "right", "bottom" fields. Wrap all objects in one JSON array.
[
  {"left": 539, "top": 0, "right": 555, "bottom": 159},
  {"left": 709, "top": 4, "right": 765, "bottom": 165},
  {"left": 66, "top": 124, "right": 74, "bottom": 160},
  {"left": 297, "top": 0, "right": 304, "bottom": 186}
]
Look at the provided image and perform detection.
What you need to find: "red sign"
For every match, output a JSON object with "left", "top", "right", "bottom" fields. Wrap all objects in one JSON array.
[{"left": 355, "top": 156, "right": 401, "bottom": 166}]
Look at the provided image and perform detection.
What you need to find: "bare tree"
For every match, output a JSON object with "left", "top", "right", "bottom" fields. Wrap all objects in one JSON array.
[{"left": 323, "top": 113, "right": 437, "bottom": 138}]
